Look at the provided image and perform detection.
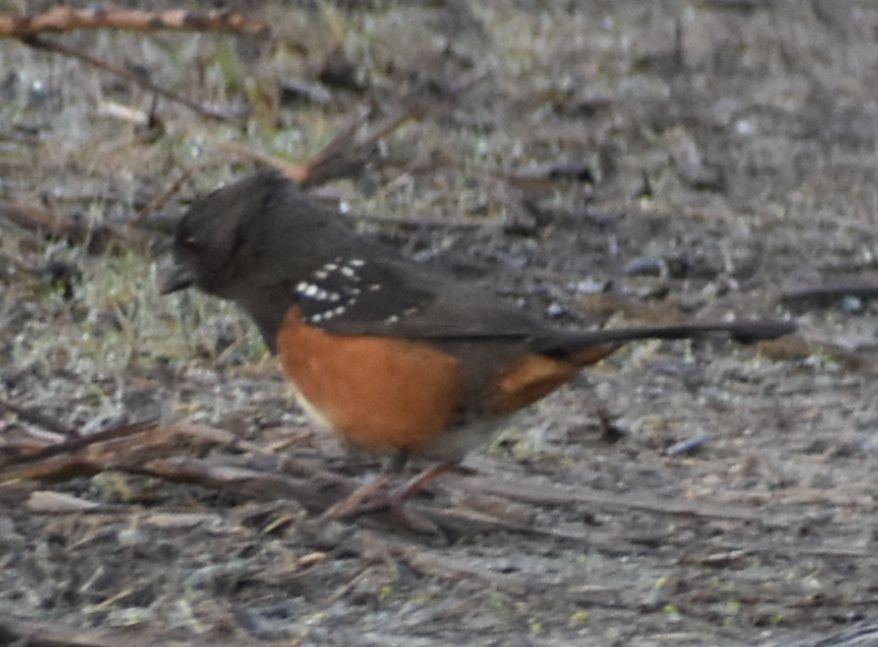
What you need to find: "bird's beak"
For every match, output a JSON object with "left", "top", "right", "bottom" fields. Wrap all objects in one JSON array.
[{"left": 158, "top": 261, "right": 196, "bottom": 294}]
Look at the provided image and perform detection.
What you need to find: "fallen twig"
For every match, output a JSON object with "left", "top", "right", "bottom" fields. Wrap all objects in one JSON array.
[
  {"left": 0, "top": 200, "right": 147, "bottom": 250},
  {"left": 217, "top": 104, "right": 423, "bottom": 188},
  {"left": 0, "top": 395, "right": 79, "bottom": 438},
  {"left": 22, "top": 35, "right": 235, "bottom": 123},
  {"left": 0, "top": 610, "right": 216, "bottom": 647},
  {"left": 782, "top": 280, "right": 878, "bottom": 305},
  {"left": 26, "top": 489, "right": 119, "bottom": 513},
  {"left": 705, "top": 540, "right": 870, "bottom": 560},
  {"left": 0, "top": 421, "right": 232, "bottom": 482},
  {"left": 0, "top": 419, "right": 157, "bottom": 471},
  {"left": 459, "top": 475, "right": 762, "bottom": 522},
  {"left": 140, "top": 456, "right": 348, "bottom": 510},
  {"left": 346, "top": 528, "right": 635, "bottom": 603},
  {"left": 299, "top": 105, "right": 424, "bottom": 188},
  {"left": 130, "top": 165, "right": 196, "bottom": 227},
  {"left": 754, "top": 334, "right": 878, "bottom": 371},
  {"left": 370, "top": 531, "right": 532, "bottom": 595},
  {"left": 0, "top": 6, "right": 268, "bottom": 38},
  {"left": 0, "top": 612, "right": 125, "bottom": 647}
]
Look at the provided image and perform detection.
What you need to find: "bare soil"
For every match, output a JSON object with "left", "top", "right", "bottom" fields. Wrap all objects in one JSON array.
[{"left": 2, "top": 1, "right": 878, "bottom": 645}]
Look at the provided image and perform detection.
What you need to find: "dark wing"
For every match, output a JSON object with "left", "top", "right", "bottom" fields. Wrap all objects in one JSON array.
[
  {"left": 292, "top": 253, "right": 546, "bottom": 341},
  {"left": 291, "top": 254, "right": 434, "bottom": 327}
]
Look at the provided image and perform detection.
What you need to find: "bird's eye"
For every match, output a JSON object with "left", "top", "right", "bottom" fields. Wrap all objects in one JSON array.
[{"left": 182, "top": 236, "right": 200, "bottom": 250}]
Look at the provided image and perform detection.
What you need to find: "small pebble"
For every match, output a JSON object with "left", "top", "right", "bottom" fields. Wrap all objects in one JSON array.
[
  {"left": 664, "top": 435, "right": 711, "bottom": 456},
  {"left": 546, "top": 302, "right": 568, "bottom": 318},
  {"left": 841, "top": 295, "right": 863, "bottom": 314},
  {"left": 117, "top": 528, "right": 144, "bottom": 547},
  {"left": 624, "top": 257, "right": 664, "bottom": 277},
  {"left": 572, "top": 279, "right": 607, "bottom": 294}
]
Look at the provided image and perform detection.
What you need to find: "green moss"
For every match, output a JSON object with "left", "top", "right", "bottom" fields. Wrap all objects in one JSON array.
[
  {"left": 568, "top": 610, "right": 590, "bottom": 627},
  {"left": 528, "top": 618, "right": 542, "bottom": 636},
  {"left": 378, "top": 583, "right": 394, "bottom": 602}
]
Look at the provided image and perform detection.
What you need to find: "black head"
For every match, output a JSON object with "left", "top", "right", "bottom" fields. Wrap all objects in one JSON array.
[{"left": 160, "top": 170, "right": 295, "bottom": 299}]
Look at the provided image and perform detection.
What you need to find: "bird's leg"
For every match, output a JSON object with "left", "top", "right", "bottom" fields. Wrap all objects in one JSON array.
[
  {"left": 323, "top": 451, "right": 408, "bottom": 520},
  {"left": 387, "top": 461, "right": 456, "bottom": 505},
  {"left": 324, "top": 454, "right": 456, "bottom": 527},
  {"left": 379, "top": 461, "right": 457, "bottom": 533},
  {"left": 323, "top": 473, "right": 391, "bottom": 519}
]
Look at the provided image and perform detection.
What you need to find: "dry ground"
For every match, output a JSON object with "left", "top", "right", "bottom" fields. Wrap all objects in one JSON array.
[{"left": 2, "top": 1, "right": 878, "bottom": 645}]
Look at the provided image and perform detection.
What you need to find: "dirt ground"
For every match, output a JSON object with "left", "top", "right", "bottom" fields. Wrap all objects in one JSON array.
[{"left": 2, "top": 1, "right": 878, "bottom": 645}]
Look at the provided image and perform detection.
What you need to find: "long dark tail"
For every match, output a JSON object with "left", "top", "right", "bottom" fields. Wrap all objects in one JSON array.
[
  {"left": 541, "top": 319, "right": 795, "bottom": 365},
  {"left": 569, "top": 319, "right": 794, "bottom": 346}
]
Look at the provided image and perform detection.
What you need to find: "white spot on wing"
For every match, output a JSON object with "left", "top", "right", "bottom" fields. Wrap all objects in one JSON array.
[{"left": 300, "top": 256, "right": 405, "bottom": 325}]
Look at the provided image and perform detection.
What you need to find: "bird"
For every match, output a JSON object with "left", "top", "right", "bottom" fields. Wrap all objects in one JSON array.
[{"left": 160, "top": 170, "right": 795, "bottom": 520}]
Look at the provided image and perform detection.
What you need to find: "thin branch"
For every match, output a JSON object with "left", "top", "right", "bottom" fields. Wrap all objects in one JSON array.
[
  {"left": 782, "top": 280, "right": 878, "bottom": 305},
  {"left": 0, "top": 199, "right": 147, "bottom": 250},
  {"left": 0, "top": 610, "right": 217, "bottom": 647},
  {"left": 299, "top": 104, "right": 426, "bottom": 189},
  {"left": 0, "top": 396, "right": 79, "bottom": 438},
  {"left": 0, "top": 6, "right": 268, "bottom": 38},
  {"left": 22, "top": 35, "right": 235, "bottom": 123},
  {"left": 376, "top": 532, "right": 532, "bottom": 595},
  {"left": 130, "top": 165, "right": 196, "bottom": 227},
  {"left": 215, "top": 104, "right": 424, "bottom": 188},
  {"left": 0, "top": 419, "right": 159, "bottom": 475},
  {"left": 459, "top": 475, "right": 763, "bottom": 522}
]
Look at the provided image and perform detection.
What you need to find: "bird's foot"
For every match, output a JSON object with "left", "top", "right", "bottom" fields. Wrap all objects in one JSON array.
[{"left": 322, "top": 462, "right": 455, "bottom": 532}]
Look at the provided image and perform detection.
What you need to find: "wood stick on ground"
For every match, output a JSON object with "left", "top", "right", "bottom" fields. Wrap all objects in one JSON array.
[
  {"left": 130, "top": 165, "right": 196, "bottom": 227},
  {"left": 0, "top": 419, "right": 158, "bottom": 476},
  {"left": 0, "top": 6, "right": 268, "bottom": 38},
  {"left": 216, "top": 104, "right": 425, "bottom": 189},
  {"left": 299, "top": 104, "right": 426, "bottom": 189},
  {"left": 0, "top": 612, "right": 124, "bottom": 647},
  {"left": 215, "top": 140, "right": 313, "bottom": 185},
  {"left": 0, "top": 421, "right": 235, "bottom": 482},
  {"left": 370, "top": 532, "right": 533, "bottom": 595},
  {"left": 22, "top": 35, "right": 236, "bottom": 123},
  {"left": 460, "top": 475, "right": 762, "bottom": 522},
  {"left": 0, "top": 200, "right": 147, "bottom": 250},
  {"left": 301, "top": 106, "right": 372, "bottom": 179},
  {"left": 0, "top": 396, "right": 79, "bottom": 438},
  {"left": 781, "top": 280, "right": 878, "bottom": 305},
  {"left": 0, "top": 610, "right": 216, "bottom": 647}
]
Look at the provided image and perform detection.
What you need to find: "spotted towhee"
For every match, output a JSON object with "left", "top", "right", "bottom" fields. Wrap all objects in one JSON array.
[{"left": 160, "top": 171, "right": 794, "bottom": 519}]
